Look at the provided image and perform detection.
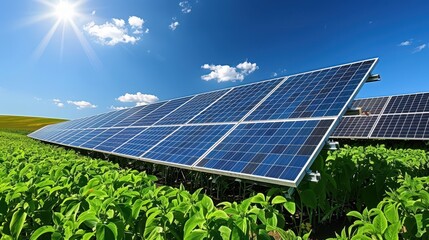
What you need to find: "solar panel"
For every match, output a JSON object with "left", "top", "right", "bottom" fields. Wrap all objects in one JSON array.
[
  {"left": 195, "top": 120, "right": 333, "bottom": 183},
  {"left": 331, "top": 93, "right": 429, "bottom": 140},
  {"left": 29, "top": 58, "right": 378, "bottom": 187},
  {"left": 333, "top": 116, "right": 377, "bottom": 138},
  {"left": 81, "top": 128, "right": 124, "bottom": 149},
  {"left": 371, "top": 113, "right": 429, "bottom": 139},
  {"left": 155, "top": 89, "right": 229, "bottom": 125},
  {"left": 94, "top": 128, "right": 146, "bottom": 152},
  {"left": 247, "top": 60, "right": 375, "bottom": 120},
  {"left": 114, "top": 126, "right": 178, "bottom": 157},
  {"left": 190, "top": 78, "right": 284, "bottom": 123},
  {"left": 142, "top": 124, "right": 233, "bottom": 166},
  {"left": 132, "top": 96, "right": 193, "bottom": 126}
]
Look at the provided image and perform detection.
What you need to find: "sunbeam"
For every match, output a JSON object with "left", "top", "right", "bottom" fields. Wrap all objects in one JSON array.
[{"left": 32, "top": 0, "right": 100, "bottom": 66}]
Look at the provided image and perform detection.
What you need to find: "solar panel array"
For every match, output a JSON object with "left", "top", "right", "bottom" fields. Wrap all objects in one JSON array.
[
  {"left": 332, "top": 92, "right": 429, "bottom": 140},
  {"left": 29, "top": 58, "right": 377, "bottom": 187}
]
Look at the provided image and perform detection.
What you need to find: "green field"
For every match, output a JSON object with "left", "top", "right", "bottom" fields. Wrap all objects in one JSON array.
[
  {"left": 0, "top": 117, "right": 428, "bottom": 239},
  {"left": 0, "top": 115, "right": 66, "bottom": 133}
]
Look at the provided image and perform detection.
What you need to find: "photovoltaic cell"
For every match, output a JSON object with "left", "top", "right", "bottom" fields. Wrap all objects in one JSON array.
[
  {"left": 114, "top": 102, "right": 166, "bottom": 127},
  {"left": 383, "top": 93, "right": 429, "bottom": 114},
  {"left": 351, "top": 97, "right": 389, "bottom": 114},
  {"left": 196, "top": 120, "right": 333, "bottom": 182},
  {"left": 81, "top": 128, "right": 124, "bottom": 149},
  {"left": 371, "top": 113, "right": 429, "bottom": 139},
  {"left": 99, "top": 107, "right": 145, "bottom": 128},
  {"left": 143, "top": 124, "right": 233, "bottom": 166},
  {"left": 95, "top": 128, "right": 147, "bottom": 152},
  {"left": 132, "top": 96, "right": 192, "bottom": 126},
  {"left": 247, "top": 60, "right": 374, "bottom": 121},
  {"left": 114, "top": 126, "right": 178, "bottom": 157},
  {"left": 331, "top": 92, "right": 429, "bottom": 140},
  {"left": 155, "top": 89, "right": 229, "bottom": 125},
  {"left": 332, "top": 116, "right": 377, "bottom": 138},
  {"left": 89, "top": 109, "right": 130, "bottom": 128},
  {"left": 190, "top": 78, "right": 283, "bottom": 123},
  {"left": 69, "top": 129, "right": 105, "bottom": 146},
  {"left": 61, "top": 130, "right": 89, "bottom": 145}
]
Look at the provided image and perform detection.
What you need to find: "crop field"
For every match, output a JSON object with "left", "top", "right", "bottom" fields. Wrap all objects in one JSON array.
[
  {"left": 0, "top": 116, "right": 66, "bottom": 133},
  {"left": 0, "top": 128, "right": 428, "bottom": 239}
]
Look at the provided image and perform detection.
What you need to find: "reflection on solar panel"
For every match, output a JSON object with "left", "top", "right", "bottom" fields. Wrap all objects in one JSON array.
[
  {"left": 28, "top": 58, "right": 377, "bottom": 187},
  {"left": 331, "top": 92, "right": 429, "bottom": 140}
]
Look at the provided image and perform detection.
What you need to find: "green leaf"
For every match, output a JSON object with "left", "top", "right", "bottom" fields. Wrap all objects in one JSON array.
[
  {"left": 187, "top": 229, "right": 208, "bottom": 240},
  {"left": 373, "top": 213, "right": 388, "bottom": 234},
  {"left": 251, "top": 193, "right": 266, "bottom": 204},
  {"left": 82, "top": 232, "right": 95, "bottom": 240},
  {"left": 271, "top": 195, "right": 287, "bottom": 205},
  {"left": 299, "top": 189, "right": 317, "bottom": 209},
  {"left": 347, "top": 211, "right": 363, "bottom": 220},
  {"left": 384, "top": 204, "right": 399, "bottom": 224},
  {"left": 219, "top": 226, "right": 231, "bottom": 240},
  {"left": 30, "top": 226, "right": 56, "bottom": 240},
  {"left": 10, "top": 208, "right": 27, "bottom": 239},
  {"left": 131, "top": 199, "right": 145, "bottom": 220},
  {"left": 384, "top": 224, "right": 399, "bottom": 240},
  {"left": 283, "top": 201, "right": 296, "bottom": 215},
  {"left": 184, "top": 212, "right": 205, "bottom": 238},
  {"left": 201, "top": 195, "right": 214, "bottom": 212},
  {"left": 208, "top": 210, "right": 229, "bottom": 220},
  {"left": 106, "top": 222, "right": 118, "bottom": 239}
]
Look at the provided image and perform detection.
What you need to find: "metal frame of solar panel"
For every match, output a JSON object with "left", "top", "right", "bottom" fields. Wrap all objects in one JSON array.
[
  {"left": 28, "top": 58, "right": 378, "bottom": 187},
  {"left": 331, "top": 92, "right": 429, "bottom": 140}
]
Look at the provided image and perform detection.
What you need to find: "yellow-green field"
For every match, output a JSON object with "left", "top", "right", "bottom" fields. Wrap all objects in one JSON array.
[{"left": 0, "top": 115, "right": 67, "bottom": 133}]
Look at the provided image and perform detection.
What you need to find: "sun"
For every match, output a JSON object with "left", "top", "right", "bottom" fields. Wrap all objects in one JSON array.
[
  {"left": 32, "top": 0, "right": 100, "bottom": 66},
  {"left": 55, "top": 1, "right": 76, "bottom": 21}
]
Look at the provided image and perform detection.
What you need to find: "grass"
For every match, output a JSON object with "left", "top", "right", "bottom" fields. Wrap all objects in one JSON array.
[{"left": 0, "top": 115, "right": 66, "bottom": 134}]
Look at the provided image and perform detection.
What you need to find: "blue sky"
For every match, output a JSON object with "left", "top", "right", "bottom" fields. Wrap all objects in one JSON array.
[{"left": 0, "top": 0, "right": 428, "bottom": 119}]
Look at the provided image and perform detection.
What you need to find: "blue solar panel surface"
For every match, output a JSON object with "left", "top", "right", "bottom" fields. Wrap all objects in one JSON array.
[
  {"left": 132, "top": 97, "right": 192, "bottom": 126},
  {"left": 95, "top": 128, "right": 146, "bottom": 152},
  {"left": 331, "top": 92, "right": 429, "bottom": 139},
  {"left": 28, "top": 58, "right": 377, "bottom": 187},
  {"left": 143, "top": 124, "right": 233, "bottom": 166},
  {"left": 190, "top": 78, "right": 283, "bottom": 123},
  {"left": 81, "top": 128, "right": 123, "bottom": 149},
  {"left": 196, "top": 120, "right": 333, "bottom": 182},
  {"left": 114, "top": 103, "right": 164, "bottom": 127},
  {"left": 246, "top": 60, "right": 374, "bottom": 121},
  {"left": 114, "top": 126, "right": 178, "bottom": 157},
  {"left": 156, "top": 89, "right": 229, "bottom": 125}
]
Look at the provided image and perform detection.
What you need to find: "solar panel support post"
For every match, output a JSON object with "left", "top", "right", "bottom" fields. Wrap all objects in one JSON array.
[
  {"left": 324, "top": 141, "right": 339, "bottom": 150},
  {"left": 307, "top": 170, "right": 321, "bottom": 183},
  {"left": 366, "top": 74, "right": 381, "bottom": 83}
]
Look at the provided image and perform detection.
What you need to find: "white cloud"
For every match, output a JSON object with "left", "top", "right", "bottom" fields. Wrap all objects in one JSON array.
[
  {"left": 201, "top": 60, "right": 259, "bottom": 82},
  {"left": 169, "top": 21, "right": 179, "bottom": 31},
  {"left": 272, "top": 72, "right": 278, "bottom": 77},
  {"left": 117, "top": 92, "right": 159, "bottom": 106},
  {"left": 84, "top": 16, "right": 146, "bottom": 46},
  {"left": 53, "top": 99, "right": 64, "bottom": 108},
  {"left": 179, "top": 1, "right": 192, "bottom": 13},
  {"left": 91, "top": 10, "right": 96, "bottom": 16},
  {"left": 113, "top": 18, "right": 125, "bottom": 28},
  {"left": 413, "top": 43, "right": 427, "bottom": 53},
  {"left": 399, "top": 40, "right": 412, "bottom": 46},
  {"left": 67, "top": 100, "right": 97, "bottom": 109},
  {"left": 129, "top": 16, "right": 144, "bottom": 29},
  {"left": 34, "top": 97, "right": 42, "bottom": 101}
]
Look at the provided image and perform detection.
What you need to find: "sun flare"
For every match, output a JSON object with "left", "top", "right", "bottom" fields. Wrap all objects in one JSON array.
[
  {"left": 32, "top": 0, "right": 100, "bottom": 66},
  {"left": 55, "top": 1, "right": 75, "bottom": 21}
]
